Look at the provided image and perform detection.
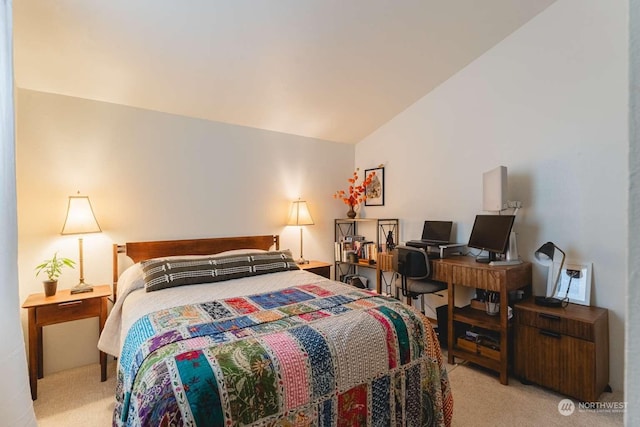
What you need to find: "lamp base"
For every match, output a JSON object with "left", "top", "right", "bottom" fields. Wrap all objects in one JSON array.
[
  {"left": 70, "top": 283, "right": 94, "bottom": 294},
  {"left": 534, "top": 296, "right": 563, "bottom": 308},
  {"left": 296, "top": 258, "right": 310, "bottom": 265}
]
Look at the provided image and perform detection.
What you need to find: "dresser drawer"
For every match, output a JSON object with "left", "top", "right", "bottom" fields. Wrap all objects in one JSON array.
[
  {"left": 451, "top": 266, "right": 502, "bottom": 291},
  {"left": 517, "top": 309, "right": 595, "bottom": 341},
  {"left": 515, "top": 300, "right": 609, "bottom": 342},
  {"left": 35, "top": 297, "right": 102, "bottom": 326}
]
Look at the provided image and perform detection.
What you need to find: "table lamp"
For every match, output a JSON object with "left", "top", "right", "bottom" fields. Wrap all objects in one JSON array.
[
  {"left": 534, "top": 241, "right": 565, "bottom": 307},
  {"left": 61, "top": 193, "right": 102, "bottom": 294},
  {"left": 287, "top": 198, "right": 314, "bottom": 264}
]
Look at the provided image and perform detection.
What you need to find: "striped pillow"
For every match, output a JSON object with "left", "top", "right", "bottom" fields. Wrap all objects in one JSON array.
[{"left": 141, "top": 250, "right": 299, "bottom": 292}]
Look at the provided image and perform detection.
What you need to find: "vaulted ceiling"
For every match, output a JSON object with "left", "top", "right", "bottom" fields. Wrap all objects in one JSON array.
[{"left": 13, "top": 0, "right": 556, "bottom": 144}]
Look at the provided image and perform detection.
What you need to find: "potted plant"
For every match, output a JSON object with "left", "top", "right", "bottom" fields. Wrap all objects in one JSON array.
[
  {"left": 35, "top": 252, "right": 76, "bottom": 297},
  {"left": 333, "top": 168, "right": 376, "bottom": 218}
]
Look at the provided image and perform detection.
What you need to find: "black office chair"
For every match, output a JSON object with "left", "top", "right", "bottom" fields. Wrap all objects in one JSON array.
[{"left": 392, "top": 245, "right": 447, "bottom": 313}]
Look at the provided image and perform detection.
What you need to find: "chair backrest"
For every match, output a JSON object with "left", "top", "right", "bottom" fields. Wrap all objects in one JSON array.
[{"left": 392, "top": 245, "right": 431, "bottom": 279}]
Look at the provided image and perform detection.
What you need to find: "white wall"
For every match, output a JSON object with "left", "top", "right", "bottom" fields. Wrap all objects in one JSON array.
[
  {"left": 16, "top": 89, "right": 354, "bottom": 374},
  {"left": 356, "top": 0, "right": 628, "bottom": 392}
]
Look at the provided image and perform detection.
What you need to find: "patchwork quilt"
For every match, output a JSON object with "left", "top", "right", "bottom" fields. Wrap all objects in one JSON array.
[{"left": 114, "top": 281, "right": 453, "bottom": 426}]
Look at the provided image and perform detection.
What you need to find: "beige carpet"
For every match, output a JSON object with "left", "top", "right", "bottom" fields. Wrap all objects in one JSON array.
[
  {"left": 447, "top": 363, "right": 624, "bottom": 427},
  {"left": 33, "top": 362, "right": 116, "bottom": 427},
  {"left": 33, "top": 360, "right": 624, "bottom": 426}
]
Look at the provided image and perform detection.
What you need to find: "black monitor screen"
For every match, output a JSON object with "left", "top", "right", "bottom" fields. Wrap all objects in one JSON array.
[
  {"left": 421, "top": 221, "right": 453, "bottom": 242},
  {"left": 467, "top": 215, "right": 515, "bottom": 262}
]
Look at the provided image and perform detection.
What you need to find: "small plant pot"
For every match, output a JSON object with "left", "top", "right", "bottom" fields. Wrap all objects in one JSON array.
[{"left": 43, "top": 280, "right": 58, "bottom": 297}]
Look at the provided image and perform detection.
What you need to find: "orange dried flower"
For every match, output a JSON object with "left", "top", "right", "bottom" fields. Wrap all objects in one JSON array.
[{"left": 332, "top": 168, "right": 376, "bottom": 206}]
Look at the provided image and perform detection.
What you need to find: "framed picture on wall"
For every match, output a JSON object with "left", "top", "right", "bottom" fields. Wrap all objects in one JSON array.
[
  {"left": 550, "top": 261, "right": 593, "bottom": 306},
  {"left": 364, "top": 167, "right": 384, "bottom": 206}
]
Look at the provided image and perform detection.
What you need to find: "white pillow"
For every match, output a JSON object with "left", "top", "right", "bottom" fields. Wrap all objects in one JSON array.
[{"left": 116, "top": 262, "right": 145, "bottom": 298}]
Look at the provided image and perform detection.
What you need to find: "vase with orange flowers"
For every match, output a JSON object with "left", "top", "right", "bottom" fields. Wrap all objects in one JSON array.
[{"left": 333, "top": 168, "right": 376, "bottom": 218}]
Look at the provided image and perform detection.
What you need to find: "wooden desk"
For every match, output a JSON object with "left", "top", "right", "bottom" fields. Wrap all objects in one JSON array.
[
  {"left": 432, "top": 256, "right": 532, "bottom": 384},
  {"left": 22, "top": 285, "right": 111, "bottom": 400}
]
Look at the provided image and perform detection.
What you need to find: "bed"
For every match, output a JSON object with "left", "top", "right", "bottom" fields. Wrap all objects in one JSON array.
[{"left": 99, "top": 235, "right": 453, "bottom": 427}]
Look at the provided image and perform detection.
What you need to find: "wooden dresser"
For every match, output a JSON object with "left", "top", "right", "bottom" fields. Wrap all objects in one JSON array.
[{"left": 514, "top": 299, "right": 609, "bottom": 401}]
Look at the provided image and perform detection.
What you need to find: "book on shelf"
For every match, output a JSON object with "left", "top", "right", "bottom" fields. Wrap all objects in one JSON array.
[
  {"left": 334, "top": 239, "right": 378, "bottom": 263},
  {"left": 334, "top": 241, "right": 356, "bottom": 262}
]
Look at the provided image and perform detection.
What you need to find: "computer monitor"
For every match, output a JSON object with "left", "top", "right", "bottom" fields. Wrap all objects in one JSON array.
[
  {"left": 421, "top": 221, "right": 453, "bottom": 243},
  {"left": 467, "top": 215, "right": 516, "bottom": 263}
]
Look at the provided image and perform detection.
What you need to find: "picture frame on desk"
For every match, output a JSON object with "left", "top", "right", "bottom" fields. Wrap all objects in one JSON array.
[
  {"left": 364, "top": 166, "right": 384, "bottom": 206},
  {"left": 550, "top": 261, "right": 592, "bottom": 306}
]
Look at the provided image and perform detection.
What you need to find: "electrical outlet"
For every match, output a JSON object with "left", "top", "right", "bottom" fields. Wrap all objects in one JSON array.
[
  {"left": 566, "top": 269, "right": 582, "bottom": 278},
  {"left": 507, "top": 200, "right": 522, "bottom": 208}
]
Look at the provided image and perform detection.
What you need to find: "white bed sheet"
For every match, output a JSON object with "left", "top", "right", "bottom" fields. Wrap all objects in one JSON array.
[{"left": 98, "top": 263, "right": 332, "bottom": 357}]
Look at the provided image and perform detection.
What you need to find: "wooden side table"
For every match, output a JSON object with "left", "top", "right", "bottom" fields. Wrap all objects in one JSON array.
[
  {"left": 21, "top": 284, "right": 111, "bottom": 400},
  {"left": 514, "top": 299, "right": 609, "bottom": 401},
  {"left": 299, "top": 260, "right": 331, "bottom": 279}
]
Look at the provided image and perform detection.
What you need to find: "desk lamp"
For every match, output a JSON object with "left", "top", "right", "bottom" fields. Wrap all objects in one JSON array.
[
  {"left": 287, "top": 198, "right": 314, "bottom": 264},
  {"left": 61, "top": 193, "right": 102, "bottom": 294},
  {"left": 534, "top": 241, "right": 565, "bottom": 307}
]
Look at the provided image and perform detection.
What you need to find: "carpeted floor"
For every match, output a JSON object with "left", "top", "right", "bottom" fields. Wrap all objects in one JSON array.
[
  {"left": 33, "top": 359, "right": 624, "bottom": 426},
  {"left": 33, "top": 362, "right": 116, "bottom": 427},
  {"left": 447, "top": 363, "right": 624, "bottom": 426}
]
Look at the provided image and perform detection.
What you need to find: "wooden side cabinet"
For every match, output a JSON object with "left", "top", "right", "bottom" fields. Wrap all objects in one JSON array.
[
  {"left": 514, "top": 299, "right": 609, "bottom": 402},
  {"left": 22, "top": 285, "right": 111, "bottom": 400},
  {"left": 299, "top": 260, "right": 331, "bottom": 279}
]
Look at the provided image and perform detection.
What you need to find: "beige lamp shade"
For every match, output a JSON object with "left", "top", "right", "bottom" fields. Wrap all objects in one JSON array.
[
  {"left": 61, "top": 195, "right": 101, "bottom": 235},
  {"left": 60, "top": 194, "right": 101, "bottom": 293},
  {"left": 287, "top": 199, "right": 314, "bottom": 226}
]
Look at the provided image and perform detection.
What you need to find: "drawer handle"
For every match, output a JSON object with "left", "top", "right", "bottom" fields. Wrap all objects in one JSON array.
[
  {"left": 539, "top": 329, "right": 561, "bottom": 339},
  {"left": 539, "top": 313, "right": 561, "bottom": 321},
  {"left": 58, "top": 301, "right": 83, "bottom": 308}
]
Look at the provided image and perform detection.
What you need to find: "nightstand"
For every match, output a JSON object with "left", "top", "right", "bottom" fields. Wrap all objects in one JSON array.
[
  {"left": 514, "top": 298, "right": 609, "bottom": 401},
  {"left": 298, "top": 260, "right": 331, "bottom": 279},
  {"left": 21, "top": 284, "right": 111, "bottom": 400}
]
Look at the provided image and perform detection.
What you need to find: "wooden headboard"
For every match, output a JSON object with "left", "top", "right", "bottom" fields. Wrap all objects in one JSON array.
[{"left": 112, "top": 235, "right": 279, "bottom": 300}]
